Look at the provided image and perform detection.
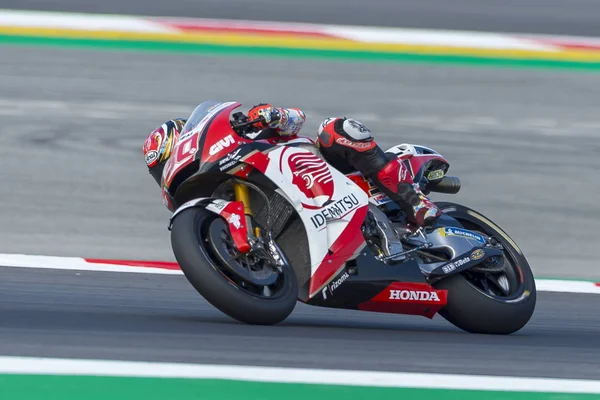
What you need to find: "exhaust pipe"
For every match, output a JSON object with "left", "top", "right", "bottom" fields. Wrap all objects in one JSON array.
[{"left": 427, "top": 176, "right": 461, "bottom": 194}]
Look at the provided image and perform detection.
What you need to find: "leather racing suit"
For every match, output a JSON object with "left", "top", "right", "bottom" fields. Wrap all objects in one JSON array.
[{"left": 142, "top": 103, "right": 441, "bottom": 228}]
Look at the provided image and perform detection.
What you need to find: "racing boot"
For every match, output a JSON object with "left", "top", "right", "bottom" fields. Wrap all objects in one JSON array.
[{"left": 370, "top": 157, "right": 441, "bottom": 229}]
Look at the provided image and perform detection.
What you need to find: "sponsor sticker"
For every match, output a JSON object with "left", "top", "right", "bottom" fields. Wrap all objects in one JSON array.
[
  {"left": 145, "top": 150, "right": 159, "bottom": 165},
  {"left": 335, "top": 137, "right": 373, "bottom": 149},
  {"left": 441, "top": 255, "right": 470, "bottom": 274},
  {"left": 440, "top": 227, "right": 486, "bottom": 244},
  {"left": 227, "top": 213, "right": 242, "bottom": 229},
  {"left": 330, "top": 271, "right": 349, "bottom": 293},
  {"left": 321, "top": 270, "right": 350, "bottom": 300},
  {"left": 211, "top": 200, "right": 228, "bottom": 211},
  {"left": 219, "top": 149, "right": 242, "bottom": 171},
  {"left": 389, "top": 289, "right": 441, "bottom": 302},
  {"left": 219, "top": 149, "right": 241, "bottom": 165},
  {"left": 427, "top": 169, "right": 444, "bottom": 180},
  {"left": 471, "top": 249, "right": 485, "bottom": 260},
  {"left": 310, "top": 194, "right": 360, "bottom": 229},
  {"left": 209, "top": 134, "right": 235, "bottom": 156},
  {"left": 370, "top": 193, "right": 391, "bottom": 205},
  {"left": 442, "top": 263, "right": 457, "bottom": 274},
  {"left": 219, "top": 160, "right": 238, "bottom": 171}
]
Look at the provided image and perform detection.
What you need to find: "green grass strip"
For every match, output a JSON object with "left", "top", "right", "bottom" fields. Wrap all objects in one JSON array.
[
  {"left": 0, "top": 375, "right": 598, "bottom": 400},
  {"left": 2, "top": 34, "right": 600, "bottom": 71}
]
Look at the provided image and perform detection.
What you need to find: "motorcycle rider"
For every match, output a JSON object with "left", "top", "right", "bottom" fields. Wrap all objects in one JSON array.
[{"left": 143, "top": 103, "right": 441, "bottom": 229}]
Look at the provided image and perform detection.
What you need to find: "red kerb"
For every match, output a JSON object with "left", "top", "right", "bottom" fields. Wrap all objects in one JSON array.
[
  {"left": 85, "top": 259, "right": 181, "bottom": 270},
  {"left": 160, "top": 21, "right": 336, "bottom": 39},
  {"left": 525, "top": 38, "right": 600, "bottom": 52}
]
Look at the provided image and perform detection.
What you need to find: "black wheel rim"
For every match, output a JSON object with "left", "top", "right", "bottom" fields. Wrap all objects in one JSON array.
[
  {"left": 451, "top": 216, "right": 528, "bottom": 302},
  {"left": 200, "top": 217, "right": 290, "bottom": 300}
]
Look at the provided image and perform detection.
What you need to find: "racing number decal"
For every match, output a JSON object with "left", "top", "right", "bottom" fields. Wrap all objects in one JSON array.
[
  {"left": 163, "top": 132, "right": 199, "bottom": 186},
  {"left": 177, "top": 137, "right": 198, "bottom": 159}
]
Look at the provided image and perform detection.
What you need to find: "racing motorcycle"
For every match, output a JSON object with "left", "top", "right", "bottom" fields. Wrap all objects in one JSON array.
[{"left": 162, "top": 101, "right": 536, "bottom": 335}]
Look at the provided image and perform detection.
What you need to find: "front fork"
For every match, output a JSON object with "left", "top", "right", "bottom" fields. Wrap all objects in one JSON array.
[
  {"left": 233, "top": 182, "right": 260, "bottom": 238},
  {"left": 232, "top": 181, "right": 289, "bottom": 272},
  {"left": 233, "top": 181, "right": 285, "bottom": 270}
]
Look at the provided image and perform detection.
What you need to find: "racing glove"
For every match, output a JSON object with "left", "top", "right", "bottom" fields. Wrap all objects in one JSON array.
[
  {"left": 248, "top": 104, "right": 281, "bottom": 128},
  {"left": 248, "top": 104, "right": 306, "bottom": 136}
]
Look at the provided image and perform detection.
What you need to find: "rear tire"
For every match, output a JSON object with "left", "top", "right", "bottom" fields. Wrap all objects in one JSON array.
[
  {"left": 432, "top": 202, "right": 537, "bottom": 335},
  {"left": 170, "top": 207, "right": 298, "bottom": 325}
]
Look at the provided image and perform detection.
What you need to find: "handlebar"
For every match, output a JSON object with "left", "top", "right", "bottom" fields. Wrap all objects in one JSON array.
[
  {"left": 231, "top": 117, "right": 263, "bottom": 130},
  {"left": 231, "top": 110, "right": 281, "bottom": 130}
]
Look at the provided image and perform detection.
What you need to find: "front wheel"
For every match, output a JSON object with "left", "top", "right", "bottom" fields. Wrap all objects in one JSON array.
[
  {"left": 170, "top": 207, "right": 298, "bottom": 325},
  {"left": 432, "top": 202, "right": 537, "bottom": 335}
]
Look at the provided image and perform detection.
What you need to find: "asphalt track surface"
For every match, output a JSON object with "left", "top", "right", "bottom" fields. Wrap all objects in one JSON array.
[
  {"left": 0, "top": 266, "right": 599, "bottom": 380},
  {"left": 0, "top": 45, "right": 600, "bottom": 379},
  {"left": 4, "top": 0, "right": 600, "bottom": 37}
]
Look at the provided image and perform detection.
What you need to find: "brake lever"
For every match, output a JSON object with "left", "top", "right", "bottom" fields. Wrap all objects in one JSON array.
[
  {"left": 232, "top": 109, "right": 282, "bottom": 134},
  {"left": 231, "top": 117, "right": 263, "bottom": 130}
]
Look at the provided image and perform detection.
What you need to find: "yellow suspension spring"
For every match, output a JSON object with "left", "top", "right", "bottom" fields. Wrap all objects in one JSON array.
[
  {"left": 233, "top": 182, "right": 259, "bottom": 237},
  {"left": 233, "top": 182, "right": 252, "bottom": 216}
]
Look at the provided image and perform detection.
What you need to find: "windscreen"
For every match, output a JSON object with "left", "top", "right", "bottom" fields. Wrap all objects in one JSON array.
[{"left": 179, "top": 101, "right": 226, "bottom": 139}]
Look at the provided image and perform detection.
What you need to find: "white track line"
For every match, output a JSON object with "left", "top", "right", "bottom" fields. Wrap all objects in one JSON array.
[
  {"left": 536, "top": 279, "right": 600, "bottom": 295},
  {"left": 0, "top": 356, "right": 599, "bottom": 393},
  {"left": 0, "top": 253, "right": 598, "bottom": 294},
  {"left": 323, "top": 25, "right": 557, "bottom": 50},
  {"left": 0, "top": 8, "right": 175, "bottom": 33},
  {"left": 0, "top": 254, "right": 182, "bottom": 275}
]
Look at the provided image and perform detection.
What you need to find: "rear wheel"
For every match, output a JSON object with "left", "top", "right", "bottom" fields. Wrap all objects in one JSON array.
[
  {"left": 432, "top": 202, "right": 536, "bottom": 335},
  {"left": 170, "top": 207, "right": 298, "bottom": 325}
]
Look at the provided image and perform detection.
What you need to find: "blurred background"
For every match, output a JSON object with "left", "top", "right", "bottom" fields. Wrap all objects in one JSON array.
[
  {"left": 4, "top": 0, "right": 600, "bottom": 35},
  {"left": 0, "top": 0, "right": 599, "bottom": 389}
]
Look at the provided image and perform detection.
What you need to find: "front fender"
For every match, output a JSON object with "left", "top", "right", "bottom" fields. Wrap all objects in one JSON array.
[
  {"left": 169, "top": 197, "right": 212, "bottom": 229},
  {"left": 168, "top": 197, "right": 251, "bottom": 253}
]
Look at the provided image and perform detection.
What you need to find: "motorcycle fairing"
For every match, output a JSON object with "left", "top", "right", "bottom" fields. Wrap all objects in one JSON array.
[
  {"left": 162, "top": 101, "right": 245, "bottom": 191},
  {"left": 386, "top": 143, "right": 450, "bottom": 184},
  {"left": 305, "top": 243, "right": 449, "bottom": 317},
  {"left": 241, "top": 145, "right": 370, "bottom": 298},
  {"left": 358, "top": 282, "right": 448, "bottom": 319}
]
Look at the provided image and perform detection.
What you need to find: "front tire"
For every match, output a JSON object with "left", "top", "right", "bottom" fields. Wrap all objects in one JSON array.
[
  {"left": 170, "top": 207, "right": 298, "bottom": 325},
  {"left": 432, "top": 202, "right": 537, "bottom": 335}
]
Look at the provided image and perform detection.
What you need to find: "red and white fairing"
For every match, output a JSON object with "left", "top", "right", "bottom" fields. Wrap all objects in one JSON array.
[
  {"left": 248, "top": 145, "right": 370, "bottom": 298},
  {"left": 162, "top": 102, "right": 239, "bottom": 188},
  {"left": 385, "top": 143, "right": 450, "bottom": 180}
]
